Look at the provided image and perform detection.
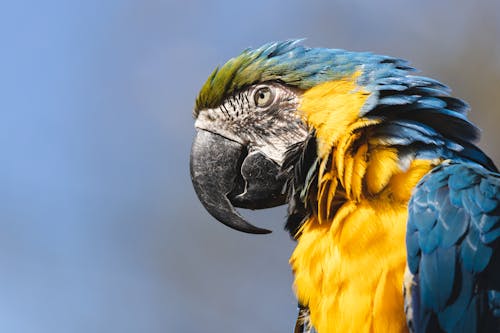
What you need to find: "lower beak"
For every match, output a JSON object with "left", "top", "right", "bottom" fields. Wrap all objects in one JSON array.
[{"left": 190, "top": 129, "right": 287, "bottom": 234}]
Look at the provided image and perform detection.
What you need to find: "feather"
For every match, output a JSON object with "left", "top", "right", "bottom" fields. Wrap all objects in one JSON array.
[
  {"left": 438, "top": 198, "right": 469, "bottom": 248},
  {"left": 419, "top": 246, "right": 456, "bottom": 311},
  {"left": 406, "top": 162, "right": 499, "bottom": 332}
]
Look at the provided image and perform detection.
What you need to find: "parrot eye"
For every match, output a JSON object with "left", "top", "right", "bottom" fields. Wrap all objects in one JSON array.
[{"left": 253, "top": 86, "right": 274, "bottom": 108}]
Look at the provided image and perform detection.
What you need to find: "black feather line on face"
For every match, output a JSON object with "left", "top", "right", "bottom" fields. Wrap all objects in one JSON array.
[{"left": 281, "top": 131, "right": 319, "bottom": 239}]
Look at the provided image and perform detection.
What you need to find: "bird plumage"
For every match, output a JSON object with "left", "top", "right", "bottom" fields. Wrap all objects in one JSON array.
[
  {"left": 191, "top": 40, "right": 499, "bottom": 332},
  {"left": 406, "top": 161, "right": 499, "bottom": 332}
]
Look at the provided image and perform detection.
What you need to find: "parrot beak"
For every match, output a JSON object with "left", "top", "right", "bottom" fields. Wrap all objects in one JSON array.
[{"left": 190, "top": 129, "right": 288, "bottom": 234}]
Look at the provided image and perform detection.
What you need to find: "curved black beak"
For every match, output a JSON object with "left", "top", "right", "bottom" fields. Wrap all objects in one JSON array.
[{"left": 190, "top": 129, "right": 288, "bottom": 234}]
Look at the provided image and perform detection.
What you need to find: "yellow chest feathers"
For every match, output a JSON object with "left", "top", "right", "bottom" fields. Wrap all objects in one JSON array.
[
  {"left": 290, "top": 157, "right": 435, "bottom": 333},
  {"left": 291, "top": 200, "right": 408, "bottom": 333}
]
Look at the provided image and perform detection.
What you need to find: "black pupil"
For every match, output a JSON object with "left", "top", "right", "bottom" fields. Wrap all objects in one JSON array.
[{"left": 255, "top": 87, "right": 272, "bottom": 107}]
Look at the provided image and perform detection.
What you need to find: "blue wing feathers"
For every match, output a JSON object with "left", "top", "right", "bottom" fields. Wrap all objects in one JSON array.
[
  {"left": 378, "top": 95, "right": 419, "bottom": 106},
  {"left": 420, "top": 246, "right": 456, "bottom": 311},
  {"left": 460, "top": 226, "right": 493, "bottom": 272},
  {"left": 477, "top": 214, "right": 499, "bottom": 235},
  {"left": 415, "top": 206, "right": 438, "bottom": 233},
  {"left": 480, "top": 177, "right": 500, "bottom": 198},
  {"left": 482, "top": 226, "right": 500, "bottom": 244},
  {"left": 406, "top": 161, "right": 500, "bottom": 332},
  {"left": 449, "top": 168, "right": 481, "bottom": 190},
  {"left": 489, "top": 291, "right": 500, "bottom": 317},
  {"left": 453, "top": 293, "right": 478, "bottom": 333},
  {"left": 408, "top": 97, "right": 448, "bottom": 109},
  {"left": 406, "top": 226, "right": 421, "bottom": 274},
  {"left": 437, "top": 265, "right": 475, "bottom": 332},
  {"left": 438, "top": 203, "right": 468, "bottom": 248}
]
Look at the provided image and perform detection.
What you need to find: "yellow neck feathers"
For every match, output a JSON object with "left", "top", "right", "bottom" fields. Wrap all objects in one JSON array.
[
  {"left": 291, "top": 77, "right": 437, "bottom": 332},
  {"left": 299, "top": 71, "right": 370, "bottom": 159}
]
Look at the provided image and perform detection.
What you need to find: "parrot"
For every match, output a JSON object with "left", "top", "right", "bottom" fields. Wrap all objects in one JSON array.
[{"left": 189, "top": 40, "right": 500, "bottom": 333}]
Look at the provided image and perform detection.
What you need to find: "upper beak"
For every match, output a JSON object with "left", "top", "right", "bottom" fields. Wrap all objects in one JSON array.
[{"left": 190, "top": 129, "right": 288, "bottom": 234}]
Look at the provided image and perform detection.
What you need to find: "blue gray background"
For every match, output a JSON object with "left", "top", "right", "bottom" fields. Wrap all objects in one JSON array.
[{"left": 2, "top": 1, "right": 499, "bottom": 332}]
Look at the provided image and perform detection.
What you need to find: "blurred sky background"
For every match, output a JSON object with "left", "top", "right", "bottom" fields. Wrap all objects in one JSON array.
[{"left": 1, "top": 1, "right": 499, "bottom": 332}]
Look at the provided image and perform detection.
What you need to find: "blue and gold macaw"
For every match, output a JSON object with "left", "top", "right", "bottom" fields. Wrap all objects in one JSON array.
[{"left": 190, "top": 40, "right": 499, "bottom": 332}]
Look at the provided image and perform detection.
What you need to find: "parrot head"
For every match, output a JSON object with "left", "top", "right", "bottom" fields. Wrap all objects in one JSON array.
[
  {"left": 190, "top": 81, "right": 307, "bottom": 233},
  {"left": 190, "top": 41, "right": 319, "bottom": 234}
]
